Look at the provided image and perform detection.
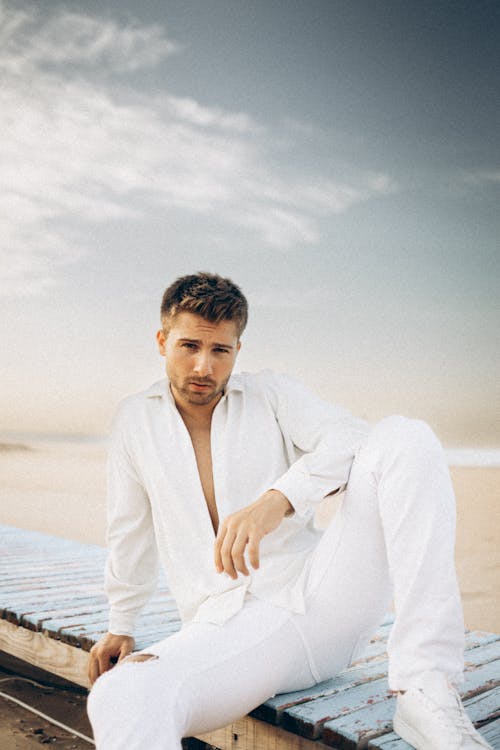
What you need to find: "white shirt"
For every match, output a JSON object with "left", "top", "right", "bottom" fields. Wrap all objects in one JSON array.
[{"left": 105, "top": 370, "right": 369, "bottom": 635}]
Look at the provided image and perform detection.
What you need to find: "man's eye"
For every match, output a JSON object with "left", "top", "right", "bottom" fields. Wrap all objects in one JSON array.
[
  {"left": 182, "top": 343, "right": 197, "bottom": 349},
  {"left": 214, "top": 348, "right": 230, "bottom": 354}
]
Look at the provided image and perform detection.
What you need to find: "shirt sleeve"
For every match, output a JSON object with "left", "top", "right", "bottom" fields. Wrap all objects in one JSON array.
[
  {"left": 104, "top": 402, "right": 159, "bottom": 636},
  {"left": 266, "top": 372, "right": 369, "bottom": 518}
]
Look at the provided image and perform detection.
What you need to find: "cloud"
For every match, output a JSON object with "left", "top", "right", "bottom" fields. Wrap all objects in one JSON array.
[
  {"left": 462, "top": 169, "right": 500, "bottom": 187},
  {"left": 0, "top": 2, "right": 179, "bottom": 73},
  {"left": 0, "top": 1, "right": 394, "bottom": 296},
  {"left": 166, "top": 96, "right": 262, "bottom": 134}
]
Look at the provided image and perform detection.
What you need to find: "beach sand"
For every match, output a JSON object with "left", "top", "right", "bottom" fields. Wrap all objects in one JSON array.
[
  {"left": 453, "top": 465, "right": 500, "bottom": 633},
  {"left": 1, "top": 441, "right": 499, "bottom": 748},
  {"left": 0, "top": 441, "right": 108, "bottom": 547}
]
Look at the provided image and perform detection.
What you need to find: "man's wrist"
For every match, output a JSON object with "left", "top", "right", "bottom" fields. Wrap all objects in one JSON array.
[{"left": 267, "top": 489, "right": 294, "bottom": 516}]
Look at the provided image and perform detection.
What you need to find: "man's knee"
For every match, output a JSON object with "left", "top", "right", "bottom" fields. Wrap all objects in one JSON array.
[
  {"left": 87, "top": 655, "right": 184, "bottom": 744},
  {"left": 372, "top": 415, "right": 441, "bottom": 454},
  {"left": 358, "top": 416, "right": 444, "bottom": 477},
  {"left": 87, "top": 667, "right": 120, "bottom": 728},
  {"left": 88, "top": 656, "right": 159, "bottom": 721}
]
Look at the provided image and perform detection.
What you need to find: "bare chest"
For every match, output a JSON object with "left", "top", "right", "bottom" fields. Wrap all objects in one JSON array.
[{"left": 185, "top": 425, "right": 219, "bottom": 534}]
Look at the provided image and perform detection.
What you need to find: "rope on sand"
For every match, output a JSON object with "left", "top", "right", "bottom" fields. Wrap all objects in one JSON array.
[{"left": 0, "top": 680, "right": 95, "bottom": 745}]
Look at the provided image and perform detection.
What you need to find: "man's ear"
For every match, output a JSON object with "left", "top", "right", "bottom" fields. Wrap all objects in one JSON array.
[
  {"left": 236, "top": 340, "right": 242, "bottom": 353},
  {"left": 156, "top": 329, "right": 167, "bottom": 356}
]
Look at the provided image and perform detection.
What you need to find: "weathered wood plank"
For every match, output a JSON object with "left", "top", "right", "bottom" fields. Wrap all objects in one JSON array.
[
  {"left": 1, "top": 578, "right": 103, "bottom": 594},
  {"left": 464, "top": 639, "right": 500, "bottom": 667},
  {"left": 349, "top": 624, "right": 392, "bottom": 663},
  {"left": 352, "top": 686, "right": 500, "bottom": 749},
  {"left": 322, "top": 661, "right": 500, "bottom": 749},
  {"left": 4, "top": 590, "right": 173, "bottom": 624},
  {"left": 253, "top": 661, "right": 390, "bottom": 726},
  {"left": 0, "top": 564, "right": 105, "bottom": 582},
  {"left": 0, "top": 619, "right": 90, "bottom": 689},
  {"left": 282, "top": 675, "right": 391, "bottom": 740},
  {"left": 481, "top": 717, "right": 500, "bottom": 748},
  {"left": 36, "top": 603, "right": 179, "bottom": 635},
  {"left": 255, "top": 629, "right": 500, "bottom": 727},
  {"left": 283, "top": 653, "right": 500, "bottom": 742},
  {"left": 197, "top": 715, "right": 332, "bottom": 750}
]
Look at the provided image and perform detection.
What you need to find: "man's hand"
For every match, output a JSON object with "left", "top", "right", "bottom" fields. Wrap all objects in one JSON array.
[
  {"left": 214, "top": 490, "right": 293, "bottom": 579},
  {"left": 88, "top": 633, "right": 135, "bottom": 686}
]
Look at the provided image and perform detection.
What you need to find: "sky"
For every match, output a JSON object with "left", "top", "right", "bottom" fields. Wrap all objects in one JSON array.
[{"left": 1, "top": 0, "right": 499, "bottom": 447}]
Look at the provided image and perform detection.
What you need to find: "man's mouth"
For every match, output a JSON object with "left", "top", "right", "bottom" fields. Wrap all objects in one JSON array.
[{"left": 188, "top": 380, "right": 214, "bottom": 390}]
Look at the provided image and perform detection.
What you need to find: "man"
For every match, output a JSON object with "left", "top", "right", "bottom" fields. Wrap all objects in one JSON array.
[{"left": 87, "top": 272, "right": 490, "bottom": 750}]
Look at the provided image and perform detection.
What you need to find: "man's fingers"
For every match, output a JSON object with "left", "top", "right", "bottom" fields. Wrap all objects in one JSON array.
[
  {"left": 215, "top": 520, "right": 249, "bottom": 577},
  {"left": 88, "top": 651, "right": 100, "bottom": 686},
  {"left": 88, "top": 649, "right": 111, "bottom": 686},
  {"left": 214, "top": 509, "right": 270, "bottom": 577},
  {"left": 213, "top": 492, "right": 290, "bottom": 579},
  {"left": 98, "top": 652, "right": 112, "bottom": 678},
  {"left": 232, "top": 529, "right": 250, "bottom": 576},
  {"left": 214, "top": 523, "right": 227, "bottom": 573},
  {"left": 118, "top": 642, "right": 133, "bottom": 661},
  {"left": 220, "top": 529, "right": 238, "bottom": 579},
  {"left": 247, "top": 534, "right": 260, "bottom": 570}
]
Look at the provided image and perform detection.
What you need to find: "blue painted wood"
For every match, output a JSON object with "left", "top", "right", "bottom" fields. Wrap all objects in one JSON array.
[
  {"left": 258, "top": 628, "right": 500, "bottom": 725},
  {"left": 464, "top": 639, "right": 500, "bottom": 666},
  {"left": 466, "top": 631, "right": 500, "bottom": 649},
  {"left": 370, "top": 691, "right": 500, "bottom": 748},
  {"left": 322, "top": 662, "right": 500, "bottom": 748},
  {"left": 21, "top": 602, "right": 175, "bottom": 634},
  {"left": 280, "top": 645, "right": 500, "bottom": 740},
  {"left": 282, "top": 674, "right": 392, "bottom": 740},
  {"left": 481, "top": 717, "right": 500, "bottom": 749},
  {"left": 253, "top": 625, "right": 500, "bottom": 726},
  {"left": 252, "top": 659, "right": 391, "bottom": 725},
  {"left": 347, "top": 686, "right": 500, "bottom": 749},
  {"left": 1, "top": 524, "right": 177, "bottom": 647}
]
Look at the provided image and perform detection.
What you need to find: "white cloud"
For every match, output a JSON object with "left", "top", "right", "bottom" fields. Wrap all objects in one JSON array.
[
  {"left": 463, "top": 169, "right": 500, "bottom": 186},
  {"left": 0, "top": 2, "right": 178, "bottom": 73},
  {"left": 166, "top": 96, "right": 262, "bottom": 134},
  {"left": 0, "top": 1, "right": 394, "bottom": 296}
]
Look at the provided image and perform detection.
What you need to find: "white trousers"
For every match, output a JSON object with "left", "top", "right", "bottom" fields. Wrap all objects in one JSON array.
[{"left": 88, "top": 416, "right": 465, "bottom": 749}]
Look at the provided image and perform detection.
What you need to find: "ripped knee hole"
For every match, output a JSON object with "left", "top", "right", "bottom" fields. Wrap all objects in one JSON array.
[{"left": 120, "top": 653, "right": 159, "bottom": 665}]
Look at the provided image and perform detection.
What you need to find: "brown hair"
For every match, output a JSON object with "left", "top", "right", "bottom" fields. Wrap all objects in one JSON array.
[{"left": 161, "top": 272, "right": 248, "bottom": 337}]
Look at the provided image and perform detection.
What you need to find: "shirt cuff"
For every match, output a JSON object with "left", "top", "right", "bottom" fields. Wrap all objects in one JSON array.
[
  {"left": 271, "top": 470, "right": 319, "bottom": 519},
  {"left": 108, "top": 610, "right": 137, "bottom": 637}
]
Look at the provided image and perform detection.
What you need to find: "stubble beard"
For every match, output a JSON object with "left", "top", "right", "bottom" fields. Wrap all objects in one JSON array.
[{"left": 176, "top": 376, "right": 229, "bottom": 406}]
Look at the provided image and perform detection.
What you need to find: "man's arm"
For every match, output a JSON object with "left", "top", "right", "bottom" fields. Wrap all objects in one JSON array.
[
  {"left": 88, "top": 403, "right": 159, "bottom": 684},
  {"left": 214, "top": 372, "right": 368, "bottom": 577}
]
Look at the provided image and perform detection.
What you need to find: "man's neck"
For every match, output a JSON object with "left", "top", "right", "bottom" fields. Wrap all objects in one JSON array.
[{"left": 171, "top": 386, "right": 221, "bottom": 427}]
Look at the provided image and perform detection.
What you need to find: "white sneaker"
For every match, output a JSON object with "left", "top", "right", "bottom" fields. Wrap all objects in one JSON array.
[{"left": 393, "top": 671, "right": 492, "bottom": 749}]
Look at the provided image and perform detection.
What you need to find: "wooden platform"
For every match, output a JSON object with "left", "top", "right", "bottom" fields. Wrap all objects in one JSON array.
[{"left": 1, "top": 524, "right": 499, "bottom": 749}]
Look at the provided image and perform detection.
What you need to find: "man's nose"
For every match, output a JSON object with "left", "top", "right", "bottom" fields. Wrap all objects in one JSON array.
[{"left": 193, "top": 352, "right": 213, "bottom": 376}]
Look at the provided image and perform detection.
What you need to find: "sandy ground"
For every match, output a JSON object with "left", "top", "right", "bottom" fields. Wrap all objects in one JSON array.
[
  {"left": 1, "top": 441, "right": 499, "bottom": 747},
  {"left": 0, "top": 442, "right": 108, "bottom": 547},
  {"left": 452, "top": 466, "right": 500, "bottom": 634},
  {"left": 0, "top": 660, "right": 91, "bottom": 749}
]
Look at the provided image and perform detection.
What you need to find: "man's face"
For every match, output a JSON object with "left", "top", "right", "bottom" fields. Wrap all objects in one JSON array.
[{"left": 156, "top": 312, "right": 241, "bottom": 409}]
